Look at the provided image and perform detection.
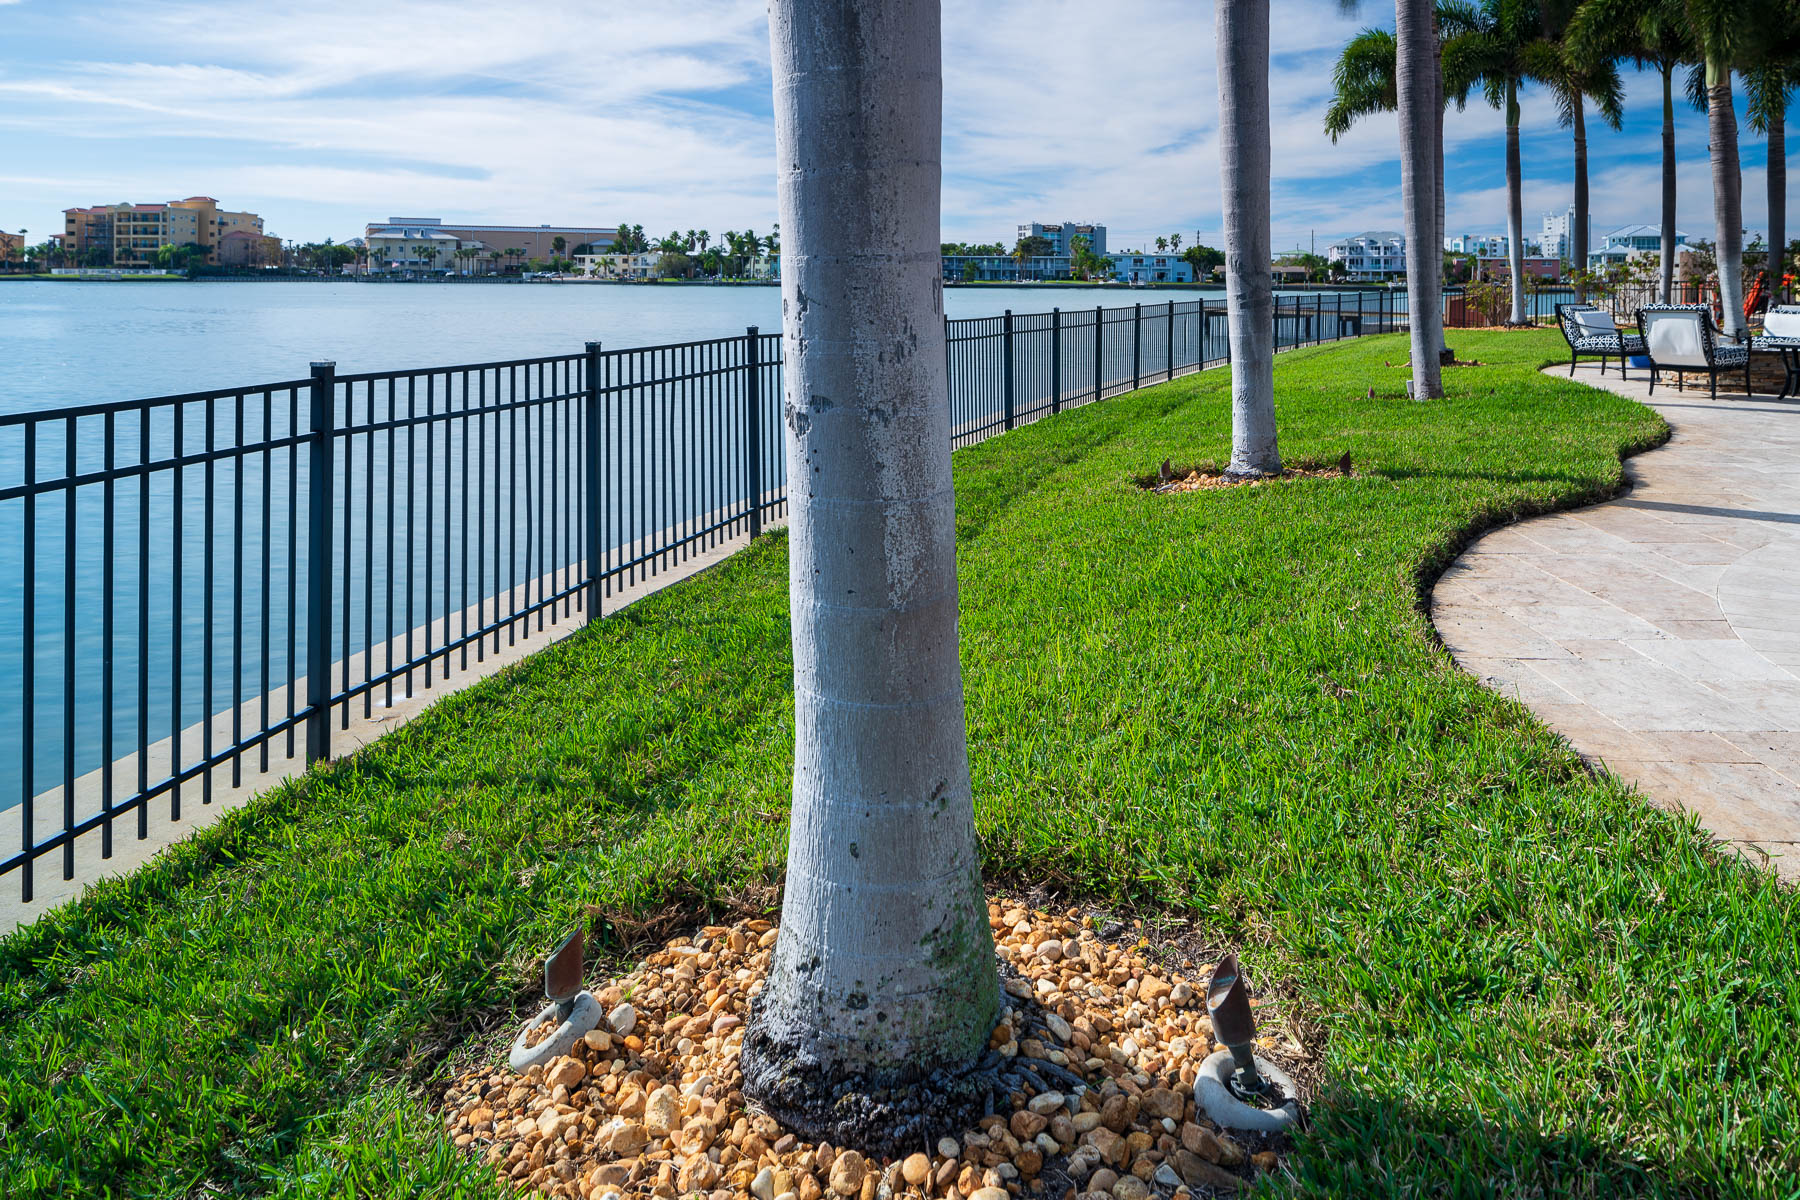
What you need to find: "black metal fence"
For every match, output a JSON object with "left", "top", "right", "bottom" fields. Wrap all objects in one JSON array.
[{"left": 1, "top": 291, "right": 1406, "bottom": 898}]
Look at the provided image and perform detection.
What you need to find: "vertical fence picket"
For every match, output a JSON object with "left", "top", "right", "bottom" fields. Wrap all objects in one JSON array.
[{"left": 305, "top": 362, "right": 335, "bottom": 765}]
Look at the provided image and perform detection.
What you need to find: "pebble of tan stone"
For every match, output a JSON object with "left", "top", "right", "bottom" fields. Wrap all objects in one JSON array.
[
  {"left": 901, "top": 1155, "right": 931, "bottom": 1187},
  {"left": 1169, "top": 983, "right": 1193, "bottom": 1006},
  {"left": 829, "top": 1151, "right": 867, "bottom": 1196},
  {"left": 1152, "top": 1164, "right": 1181, "bottom": 1190},
  {"left": 584, "top": 1029, "right": 613, "bottom": 1052},
  {"left": 1038, "top": 939, "right": 1064, "bottom": 962},
  {"left": 1010, "top": 1110, "right": 1047, "bottom": 1140},
  {"left": 1089, "top": 1168, "right": 1119, "bottom": 1194},
  {"left": 643, "top": 1086, "right": 679, "bottom": 1137},
  {"left": 1214, "top": 1135, "right": 1246, "bottom": 1167},
  {"left": 1016, "top": 1148, "right": 1043, "bottom": 1176},
  {"left": 1252, "top": 1152, "right": 1278, "bottom": 1174},
  {"left": 1072, "top": 1111, "right": 1100, "bottom": 1134},
  {"left": 1044, "top": 1013, "right": 1073, "bottom": 1042},
  {"left": 1111, "top": 1175, "right": 1151, "bottom": 1200},
  {"left": 1027, "top": 1091, "right": 1064, "bottom": 1115},
  {"left": 970, "top": 1189, "right": 1009, "bottom": 1200},
  {"left": 937, "top": 1137, "right": 961, "bottom": 1159},
  {"left": 752, "top": 1166, "right": 777, "bottom": 1200},
  {"left": 607, "top": 1003, "right": 637, "bottom": 1036}
]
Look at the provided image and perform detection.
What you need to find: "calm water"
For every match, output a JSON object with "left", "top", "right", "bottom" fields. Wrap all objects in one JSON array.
[{"left": 1, "top": 280, "right": 1249, "bottom": 414}]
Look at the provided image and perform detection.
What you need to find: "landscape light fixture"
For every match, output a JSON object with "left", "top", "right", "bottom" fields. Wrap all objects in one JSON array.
[
  {"left": 544, "top": 927, "right": 585, "bottom": 1020},
  {"left": 1206, "top": 952, "right": 1265, "bottom": 1097},
  {"left": 507, "top": 923, "right": 602, "bottom": 1071}
]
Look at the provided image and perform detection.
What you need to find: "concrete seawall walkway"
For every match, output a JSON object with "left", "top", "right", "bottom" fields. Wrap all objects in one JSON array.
[{"left": 1432, "top": 361, "right": 1800, "bottom": 880}]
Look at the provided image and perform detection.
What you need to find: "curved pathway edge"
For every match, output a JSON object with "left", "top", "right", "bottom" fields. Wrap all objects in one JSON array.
[{"left": 1431, "top": 362, "right": 1800, "bottom": 880}]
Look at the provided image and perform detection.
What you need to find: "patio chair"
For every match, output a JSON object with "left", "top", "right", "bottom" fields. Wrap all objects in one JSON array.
[
  {"left": 1751, "top": 304, "right": 1800, "bottom": 398},
  {"left": 1556, "top": 302, "right": 1646, "bottom": 379},
  {"left": 1636, "top": 304, "right": 1751, "bottom": 399}
]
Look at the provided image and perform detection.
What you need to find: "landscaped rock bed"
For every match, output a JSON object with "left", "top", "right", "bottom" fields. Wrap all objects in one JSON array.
[
  {"left": 1139, "top": 455, "right": 1352, "bottom": 494},
  {"left": 439, "top": 900, "right": 1306, "bottom": 1200}
]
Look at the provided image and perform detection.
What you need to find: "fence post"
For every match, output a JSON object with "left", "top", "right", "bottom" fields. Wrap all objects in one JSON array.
[
  {"left": 1093, "top": 305, "right": 1103, "bottom": 402},
  {"left": 1051, "top": 307, "right": 1062, "bottom": 414},
  {"left": 1003, "top": 309, "right": 1015, "bottom": 431},
  {"left": 305, "top": 361, "right": 335, "bottom": 765},
  {"left": 1166, "top": 300, "right": 1175, "bottom": 380},
  {"left": 584, "top": 341, "right": 603, "bottom": 618},
  {"left": 1132, "top": 303, "right": 1142, "bottom": 390},
  {"left": 745, "top": 327, "right": 762, "bottom": 539}
]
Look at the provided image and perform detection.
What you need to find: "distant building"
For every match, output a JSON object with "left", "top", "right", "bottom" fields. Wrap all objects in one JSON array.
[
  {"left": 576, "top": 251, "right": 659, "bottom": 280},
  {"left": 1541, "top": 204, "right": 1586, "bottom": 263},
  {"left": 364, "top": 223, "right": 475, "bottom": 274},
  {"left": 1588, "top": 224, "right": 1689, "bottom": 269},
  {"left": 1477, "top": 255, "right": 1562, "bottom": 282},
  {"left": 62, "top": 196, "right": 269, "bottom": 268},
  {"left": 1107, "top": 252, "right": 1193, "bottom": 283},
  {"left": 1017, "top": 221, "right": 1108, "bottom": 256},
  {"left": 216, "top": 229, "right": 283, "bottom": 268},
  {"left": 364, "top": 218, "right": 615, "bottom": 270},
  {"left": 942, "top": 253, "right": 1072, "bottom": 282},
  {"left": 1445, "top": 233, "right": 1528, "bottom": 258},
  {"left": 0, "top": 229, "right": 21, "bottom": 264},
  {"left": 1327, "top": 231, "right": 1406, "bottom": 281}
]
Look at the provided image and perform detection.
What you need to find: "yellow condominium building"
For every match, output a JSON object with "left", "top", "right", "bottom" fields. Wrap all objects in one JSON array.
[
  {"left": 0, "top": 229, "right": 22, "bottom": 264},
  {"left": 63, "top": 196, "right": 270, "bottom": 267}
]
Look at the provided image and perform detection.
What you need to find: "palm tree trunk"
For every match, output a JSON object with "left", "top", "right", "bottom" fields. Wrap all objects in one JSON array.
[
  {"left": 1506, "top": 81, "right": 1526, "bottom": 325},
  {"left": 1661, "top": 64, "right": 1677, "bottom": 304},
  {"left": 1769, "top": 103, "right": 1786, "bottom": 297},
  {"left": 1709, "top": 62, "right": 1746, "bottom": 339},
  {"left": 1398, "top": 0, "right": 1443, "bottom": 396},
  {"left": 1217, "top": 0, "right": 1281, "bottom": 469},
  {"left": 1572, "top": 94, "right": 1589, "bottom": 304},
  {"left": 1434, "top": 37, "right": 1448, "bottom": 360},
  {"left": 742, "top": 0, "right": 998, "bottom": 1149}
]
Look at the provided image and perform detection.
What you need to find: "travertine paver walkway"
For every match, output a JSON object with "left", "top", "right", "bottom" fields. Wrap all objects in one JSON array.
[{"left": 1432, "top": 361, "right": 1800, "bottom": 879}]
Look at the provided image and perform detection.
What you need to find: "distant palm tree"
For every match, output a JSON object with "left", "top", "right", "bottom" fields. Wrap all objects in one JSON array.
[
  {"left": 697, "top": 229, "right": 710, "bottom": 252},
  {"left": 552, "top": 235, "right": 566, "bottom": 258},
  {"left": 1170, "top": 232, "right": 1182, "bottom": 253},
  {"left": 1745, "top": 15, "right": 1799, "bottom": 291},
  {"left": 1155, "top": 236, "right": 1169, "bottom": 252}
]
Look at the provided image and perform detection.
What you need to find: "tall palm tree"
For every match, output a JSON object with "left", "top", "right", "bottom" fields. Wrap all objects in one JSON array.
[
  {"left": 1454, "top": 0, "right": 1567, "bottom": 325},
  {"left": 1218, "top": 0, "right": 1281, "bottom": 470},
  {"left": 697, "top": 229, "right": 710, "bottom": 253},
  {"left": 1679, "top": 0, "right": 1758, "bottom": 336},
  {"left": 1155, "top": 235, "right": 1169, "bottom": 252},
  {"left": 1568, "top": 0, "right": 1693, "bottom": 304},
  {"left": 1327, "top": 3, "right": 1478, "bottom": 358},
  {"left": 742, "top": 0, "right": 998, "bottom": 1147},
  {"left": 1170, "top": 232, "right": 1182, "bottom": 252},
  {"left": 1398, "top": 0, "right": 1445, "bottom": 397},
  {"left": 1534, "top": 1, "right": 1626, "bottom": 302}
]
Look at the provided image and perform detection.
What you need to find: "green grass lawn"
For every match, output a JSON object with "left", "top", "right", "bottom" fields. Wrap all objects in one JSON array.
[{"left": 3, "top": 330, "right": 1795, "bottom": 1199}]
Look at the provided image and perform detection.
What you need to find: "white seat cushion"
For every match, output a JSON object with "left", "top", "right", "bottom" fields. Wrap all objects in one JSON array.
[
  {"left": 1643, "top": 312, "right": 1710, "bottom": 368},
  {"left": 1763, "top": 308, "right": 1800, "bottom": 340},
  {"left": 1568, "top": 308, "right": 1620, "bottom": 339}
]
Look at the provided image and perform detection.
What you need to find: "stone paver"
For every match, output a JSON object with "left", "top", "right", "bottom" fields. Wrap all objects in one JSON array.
[{"left": 1432, "top": 361, "right": 1800, "bottom": 879}]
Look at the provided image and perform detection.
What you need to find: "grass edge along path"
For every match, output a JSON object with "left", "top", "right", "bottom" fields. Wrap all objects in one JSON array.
[{"left": 2, "top": 330, "right": 1795, "bottom": 1200}]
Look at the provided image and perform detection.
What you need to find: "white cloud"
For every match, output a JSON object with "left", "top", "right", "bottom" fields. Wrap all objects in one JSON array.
[{"left": 0, "top": 0, "right": 1757, "bottom": 250}]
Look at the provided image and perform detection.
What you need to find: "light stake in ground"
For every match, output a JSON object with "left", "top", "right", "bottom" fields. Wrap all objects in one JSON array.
[
  {"left": 1205, "top": 953, "right": 1264, "bottom": 1097},
  {"left": 509, "top": 927, "right": 603, "bottom": 1073}
]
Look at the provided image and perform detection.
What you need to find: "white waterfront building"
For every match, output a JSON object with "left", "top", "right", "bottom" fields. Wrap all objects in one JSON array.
[{"left": 1327, "top": 231, "right": 1406, "bottom": 281}]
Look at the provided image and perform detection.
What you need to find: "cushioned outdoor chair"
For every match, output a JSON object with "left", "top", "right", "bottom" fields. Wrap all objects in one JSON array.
[
  {"left": 1636, "top": 304, "right": 1751, "bottom": 400},
  {"left": 1557, "top": 302, "right": 1647, "bottom": 379},
  {"left": 1751, "top": 304, "right": 1800, "bottom": 398}
]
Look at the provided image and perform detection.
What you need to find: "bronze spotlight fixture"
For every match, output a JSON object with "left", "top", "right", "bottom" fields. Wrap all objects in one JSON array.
[
  {"left": 544, "top": 927, "right": 585, "bottom": 1020},
  {"left": 1206, "top": 951, "right": 1265, "bottom": 1096}
]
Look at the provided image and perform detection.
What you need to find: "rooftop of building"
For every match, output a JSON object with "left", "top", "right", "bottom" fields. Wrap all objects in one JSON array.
[{"left": 374, "top": 217, "right": 617, "bottom": 235}]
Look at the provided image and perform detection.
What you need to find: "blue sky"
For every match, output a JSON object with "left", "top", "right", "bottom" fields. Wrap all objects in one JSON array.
[{"left": 0, "top": 0, "right": 1776, "bottom": 253}]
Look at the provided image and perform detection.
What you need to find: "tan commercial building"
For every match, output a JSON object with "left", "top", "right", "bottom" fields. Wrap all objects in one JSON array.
[
  {"left": 62, "top": 196, "right": 270, "bottom": 267},
  {"left": 363, "top": 217, "right": 616, "bottom": 273},
  {"left": 0, "top": 229, "right": 22, "bottom": 265}
]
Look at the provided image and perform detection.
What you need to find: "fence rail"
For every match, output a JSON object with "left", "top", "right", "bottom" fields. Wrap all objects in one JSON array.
[{"left": 1, "top": 290, "right": 1406, "bottom": 898}]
